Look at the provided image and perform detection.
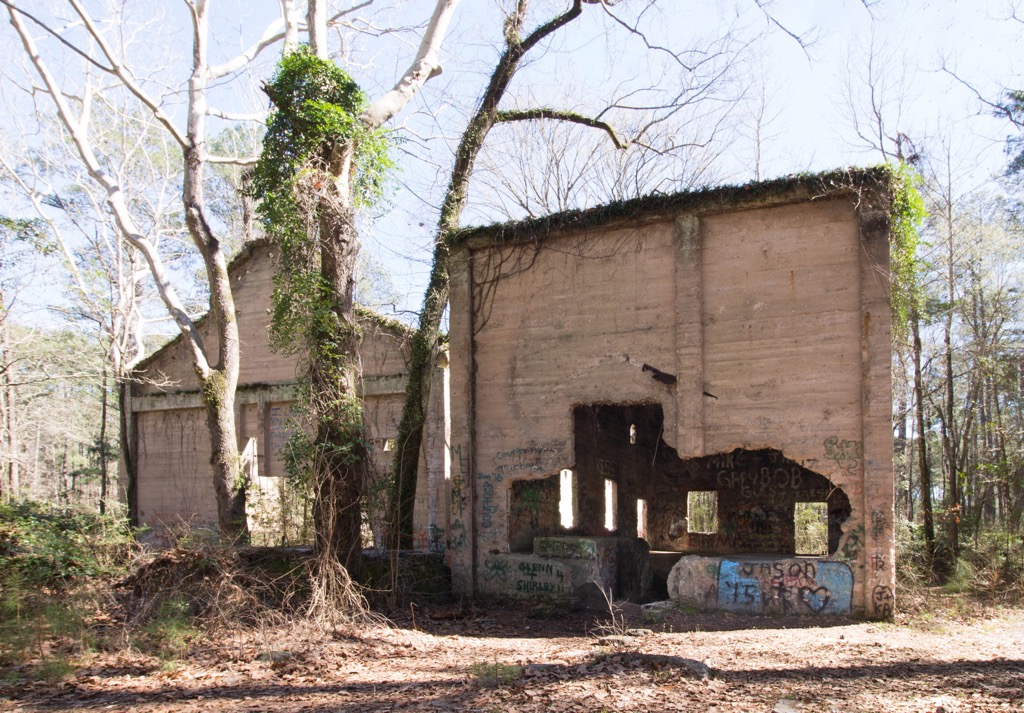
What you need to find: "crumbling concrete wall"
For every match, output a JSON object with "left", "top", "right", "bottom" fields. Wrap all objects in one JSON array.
[
  {"left": 447, "top": 172, "right": 894, "bottom": 618},
  {"left": 127, "top": 240, "right": 448, "bottom": 547}
]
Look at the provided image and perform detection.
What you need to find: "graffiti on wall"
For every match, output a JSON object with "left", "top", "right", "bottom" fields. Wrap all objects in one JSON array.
[
  {"left": 717, "top": 559, "right": 853, "bottom": 615},
  {"left": 450, "top": 445, "right": 466, "bottom": 518},
  {"left": 493, "top": 446, "right": 558, "bottom": 476},
  {"left": 482, "top": 556, "right": 569, "bottom": 597},
  {"left": 871, "top": 509, "right": 887, "bottom": 538},
  {"left": 871, "top": 584, "right": 894, "bottom": 618},
  {"left": 428, "top": 524, "right": 446, "bottom": 554},
  {"left": 716, "top": 465, "right": 831, "bottom": 503},
  {"left": 839, "top": 523, "right": 864, "bottom": 561},
  {"left": 823, "top": 437, "right": 862, "bottom": 477}
]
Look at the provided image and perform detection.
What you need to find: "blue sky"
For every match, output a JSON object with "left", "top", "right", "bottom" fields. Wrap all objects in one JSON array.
[{"left": 2, "top": 0, "right": 1021, "bottom": 325}]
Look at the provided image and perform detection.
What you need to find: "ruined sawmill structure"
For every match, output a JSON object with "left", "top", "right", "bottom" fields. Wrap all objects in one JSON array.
[
  {"left": 126, "top": 167, "right": 896, "bottom": 619},
  {"left": 445, "top": 167, "right": 895, "bottom": 619},
  {"left": 125, "top": 240, "right": 449, "bottom": 550}
]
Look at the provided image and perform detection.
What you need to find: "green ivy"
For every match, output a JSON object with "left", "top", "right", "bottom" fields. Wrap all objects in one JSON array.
[
  {"left": 250, "top": 46, "right": 393, "bottom": 355},
  {"left": 888, "top": 162, "right": 926, "bottom": 341}
]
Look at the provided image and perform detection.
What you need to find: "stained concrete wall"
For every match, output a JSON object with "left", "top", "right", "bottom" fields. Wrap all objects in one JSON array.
[
  {"left": 668, "top": 554, "right": 854, "bottom": 616},
  {"left": 127, "top": 240, "right": 449, "bottom": 547},
  {"left": 447, "top": 174, "right": 894, "bottom": 618}
]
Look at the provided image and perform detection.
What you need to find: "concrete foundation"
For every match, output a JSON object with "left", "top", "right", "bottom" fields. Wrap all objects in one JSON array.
[{"left": 478, "top": 536, "right": 650, "bottom": 609}]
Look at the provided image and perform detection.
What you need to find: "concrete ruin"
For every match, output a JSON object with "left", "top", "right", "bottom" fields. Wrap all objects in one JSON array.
[
  {"left": 125, "top": 240, "right": 448, "bottom": 549},
  {"left": 444, "top": 168, "right": 896, "bottom": 619},
  {"left": 125, "top": 167, "right": 897, "bottom": 620}
]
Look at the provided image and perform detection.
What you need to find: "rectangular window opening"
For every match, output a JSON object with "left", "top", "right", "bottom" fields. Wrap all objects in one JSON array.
[
  {"left": 383, "top": 438, "right": 395, "bottom": 452},
  {"left": 636, "top": 498, "right": 648, "bottom": 540},
  {"left": 795, "top": 501, "right": 828, "bottom": 555},
  {"left": 687, "top": 490, "right": 718, "bottom": 534},
  {"left": 559, "top": 468, "right": 576, "bottom": 529},
  {"left": 604, "top": 478, "right": 618, "bottom": 531}
]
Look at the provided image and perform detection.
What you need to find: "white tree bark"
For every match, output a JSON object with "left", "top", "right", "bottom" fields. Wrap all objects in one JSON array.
[{"left": 360, "top": 0, "right": 461, "bottom": 129}]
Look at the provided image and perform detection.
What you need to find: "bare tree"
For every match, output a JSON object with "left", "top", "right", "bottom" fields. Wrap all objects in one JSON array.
[
  {"left": 0, "top": 97, "right": 187, "bottom": 516},
  {"left": 470, "top": 109, "right": 733, "bottom": 222},
  {"left": 1, "top": 0, "right": 311, "bottom": 540}
]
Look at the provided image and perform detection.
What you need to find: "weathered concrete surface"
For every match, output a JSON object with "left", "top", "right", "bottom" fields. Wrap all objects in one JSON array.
[
  {"left": 448, "top": 171, "right": 895, "bottom": 618},
  {"left": 478, "top": 536, "right": 650, "bottom": 607},
  {"left": 668, "top": 555, "right": 853, "bottom": 616},
  {"left": 667, "top": 555, "right": 721, "bottom": 610},
  {"left": 128, "top": 240, "right": 449, "bottom": 548}
]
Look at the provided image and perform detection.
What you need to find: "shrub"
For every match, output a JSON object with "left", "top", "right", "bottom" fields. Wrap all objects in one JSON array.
[{"left": 0, "top": 500, "right": 131, "bottom": 588}]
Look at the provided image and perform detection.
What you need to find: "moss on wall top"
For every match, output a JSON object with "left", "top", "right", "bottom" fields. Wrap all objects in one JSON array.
[{"left": 453, "top": 165, "right": 894, "bottom": 248}]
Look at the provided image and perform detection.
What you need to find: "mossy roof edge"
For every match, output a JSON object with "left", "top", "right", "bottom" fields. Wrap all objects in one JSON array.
[{"left": 453, "top": 165, "right": 893, "bottom": 247}]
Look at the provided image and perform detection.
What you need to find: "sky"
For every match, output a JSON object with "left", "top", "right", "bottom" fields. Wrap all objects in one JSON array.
[
  {"left": 357, "top": 0, "right": 1024, "bottom": 320},
  {"left": 1, "top": 0, "right": 1022, "bottom": 328}
]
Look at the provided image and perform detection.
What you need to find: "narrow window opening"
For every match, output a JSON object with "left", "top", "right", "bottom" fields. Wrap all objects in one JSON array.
[
  {"left": 636, "top": 498, "right": 648, "bottom": 540},
  {"left": 604, "top": 478, "right": 618, "bottom": 531},
  {"left": 629, "top": 424, "right": 637, "bottom": 445},
  {"left": 795, "top": 501, "right": 829, "bottom": 555},
  {"left": 687, "top": 490, "right": 718, "bottom": 534},
  {"left": 383, "top": 438, "right": 395, "bottom": 452},
  {"left": 559, "top": 468, "right": 576, "bottom": 529}
]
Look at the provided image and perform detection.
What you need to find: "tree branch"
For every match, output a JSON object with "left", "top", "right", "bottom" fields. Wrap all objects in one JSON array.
[
  {"left": 519, "top": 0, "right": 583, "bottom": 53},
  {"left": 208, "top": 16, "right": 288, "bottom": 79},
  {"left": 206, "top": 107, "right": 267, "bottom": 122},
  {"left": 360, "top": 0, "right": 462, "bottom": 128},
  {"left": 6, "top": 4, "right": 207, "bottom": 374},
  {"left": 64, "top": 0, "right": 188, "bottom": 149},
  {"left": 206, "top": 154, "right": 259, "bottom": 166},
  {"left": 495, "top": 108, "right": 628, "bottom": 149},
  {"left": 0, "top": 0, "right": 113, "bottom": 73}
]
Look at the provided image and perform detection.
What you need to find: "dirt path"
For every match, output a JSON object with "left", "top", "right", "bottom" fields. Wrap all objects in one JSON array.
[{"left": 2, "top": 600, "right": 1022, "bottom": 712}]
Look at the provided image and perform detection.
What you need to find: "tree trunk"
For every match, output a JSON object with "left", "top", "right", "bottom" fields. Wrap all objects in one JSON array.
[
  {"left": 310, "top": 196, "right": 367, "bottom": 580},
  {"left": 200, "top": 370, "right": 247, "bottom": 542},
  {"left": 387, "top": 0, "right": 585, "bottom": 548},
  {"left": 912, "top": 307, "right": 936, "bottom": 567},
  {"left": 99, "top": 365, "right": 109, "bottom": 515},
  {"left": 119, "top": 380, "right": 138, "bottom": 527}
]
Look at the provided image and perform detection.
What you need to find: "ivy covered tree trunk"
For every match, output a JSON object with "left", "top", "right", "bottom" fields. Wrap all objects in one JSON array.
[
  {"left": 253, "top": 0, "right": 459, "bottom": 576},
  {"left": 387, "top": 0, "right": 586, "bottom": 548},
  {"left": 310, "top": 191, "right": 368, "bottom": 580}
]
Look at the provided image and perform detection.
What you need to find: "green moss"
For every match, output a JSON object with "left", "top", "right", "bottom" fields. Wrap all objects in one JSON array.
[{"left": 452, "top": 166, "right": 894, "bottom": 246}]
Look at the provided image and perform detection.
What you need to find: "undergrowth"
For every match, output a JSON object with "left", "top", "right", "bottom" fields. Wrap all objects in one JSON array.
[
  {"left": 0, "top": 501, "right": 374, "bottom": 679},
  {"left": 896, "top": 520, "right": 1024, "bottom": 612}
]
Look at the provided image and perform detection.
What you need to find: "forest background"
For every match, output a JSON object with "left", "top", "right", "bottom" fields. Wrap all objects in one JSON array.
[{"left": 0, "top": 0, "right": 1021, "bottom": 593}]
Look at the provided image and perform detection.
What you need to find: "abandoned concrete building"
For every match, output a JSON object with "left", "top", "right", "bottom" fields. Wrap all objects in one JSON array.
[
  {"left": 127, "top": 166, "right": 896, "bottom": 620},
  {"left": 125, "top": 239, "right": 448, "bottom": 549},
  {"left": 445, "top": 167, "right": 896, "bottom": 619}
]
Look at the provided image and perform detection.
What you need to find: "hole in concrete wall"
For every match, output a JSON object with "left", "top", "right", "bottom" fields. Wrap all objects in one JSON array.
[
  {"left": 563, "top": 403, "right": 852, "bottom": 557},
  {"left": 559, "top": 468, "right": 576, "bottom": 529},
  {"left": 500, "top": 405, "right": 856, "bottom": 562},
  {"left": 687, "top": 491, "right": 718, "bottom": 534},
  {"left": 604, "top": 479, "right": 618, "bottom": 531},
  {"left": 795, "top": 501, "right": 828, "bottom": 555},
  {"left": 508, "top": 475, "right": 562, "bottom": 553},
  {"left": 382, "top": 438, "right": 395, "bottom": 452}
]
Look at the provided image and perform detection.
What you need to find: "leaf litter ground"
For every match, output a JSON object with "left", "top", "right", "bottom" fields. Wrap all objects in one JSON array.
[{"left": 1, "top": 593, "right": 1022, "bottom": 712}]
